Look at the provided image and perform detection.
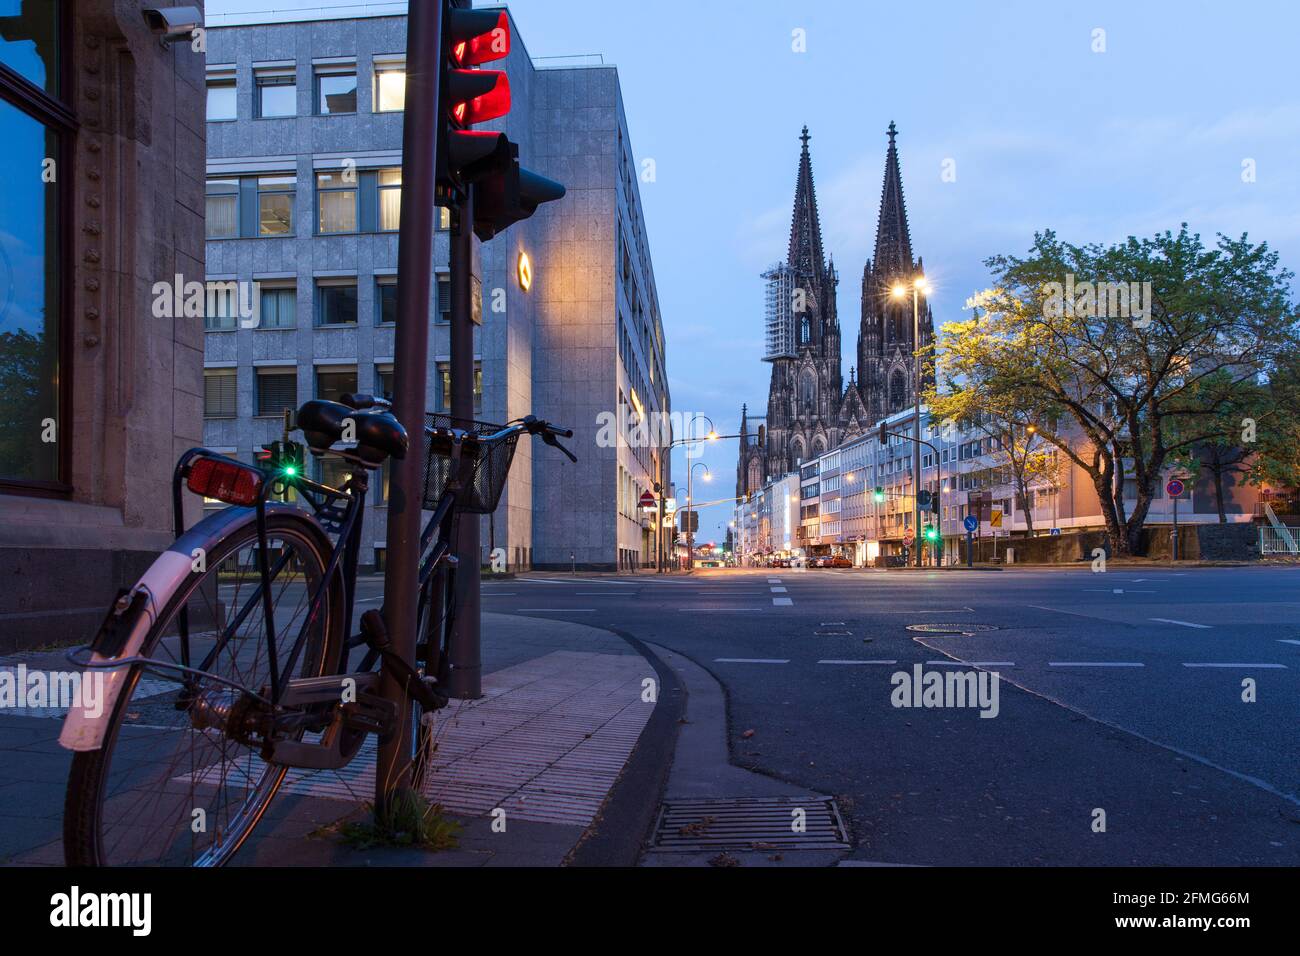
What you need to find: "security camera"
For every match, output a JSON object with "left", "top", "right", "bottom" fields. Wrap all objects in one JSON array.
[{"left": 142, "top": 7, "right": 203, "bottom": 43}]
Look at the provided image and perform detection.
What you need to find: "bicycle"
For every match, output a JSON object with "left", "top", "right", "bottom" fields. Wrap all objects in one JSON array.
[{"left": 57, "top": 392, "right": 576, "bottom": 866}]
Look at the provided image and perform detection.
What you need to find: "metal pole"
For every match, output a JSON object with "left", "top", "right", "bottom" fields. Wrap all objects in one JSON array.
[
  {"left": 656, "top": 453, "right": 664, "bottom": 573},
  {"left": 687, "top": 460, "right": 693, "bottom": 572},
  {"left": 912, "top": 288, "right": 922, "bottom": 568},
  {"left": 447, "top": 187, "right": 481, "bottom": 699},
  {"left": 377, "top": 0, "right": 441, "bottom": 809}
]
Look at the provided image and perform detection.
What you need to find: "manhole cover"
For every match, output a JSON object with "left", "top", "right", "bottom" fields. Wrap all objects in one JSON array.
[
  {"left": 906, "top": 623, "right": 999, "bottom": 634},
  {"left": 653, "top": 796, "right": 848, "bottom": 852}
]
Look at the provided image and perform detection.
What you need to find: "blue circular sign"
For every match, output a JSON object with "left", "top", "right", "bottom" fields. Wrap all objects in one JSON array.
[
  {"left": 963, "top": 515, "right": 979, "bottom": 532},
  {"left": 1165, "top": 478, "right": 1185, "bottom": 498}
]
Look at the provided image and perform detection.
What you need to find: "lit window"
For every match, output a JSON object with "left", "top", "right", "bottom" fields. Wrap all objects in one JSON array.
[
  {"left": 316, "top": 171, "right": 357, "bottom": 233},
  {"left": 378, "top": 167, "right": 401, "bottom": 231},
  {"left": 257, "top": 175, "right": 295, "bottom": 235},
  {"left": 374, "top": 64, "right": 406, "bottom": 112}
]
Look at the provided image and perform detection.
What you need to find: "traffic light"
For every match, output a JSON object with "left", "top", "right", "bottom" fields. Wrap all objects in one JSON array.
[
  {"left": 918, "top": 489, "right": 932, "bottom": 510},
  {"left": 878, "top": 420, "right": 889, "bottom": 446},
  {"left": 257, "top": 440, "right": 304, "bottom": 480},
  {"left": 924, "top": 525, "right": 940, "bottom": 542},
  {"left": 873, "top": 487, "right": 885, "bottom": 503},
  {"left": 437, "top": 2, "right": 565, "bottom": 240}
]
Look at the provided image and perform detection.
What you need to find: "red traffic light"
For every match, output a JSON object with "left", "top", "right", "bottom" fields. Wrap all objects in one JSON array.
[
  {"left": 448, "top": 69, "right": 510, "bottom": 126},
  {"left": 450, "top": 9, "right": 510, "bottom": 67}
]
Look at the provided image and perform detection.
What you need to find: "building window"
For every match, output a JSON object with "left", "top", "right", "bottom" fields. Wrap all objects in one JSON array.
[
  {"left": 437, "top": 205, "right": 451, "bottom": 231},
  {"left": 374, "top": 62, "right": 405, "bottom": 112},
  {"left": 206, "top": 76, "right": 236, "bottom": 121},
  {"left": 316, "top": 281, "right": 358, "bottom": 326},
  {"left": 434, "top": 361, "right": 482, "bottom": 414},
  {"left": 316, "top": 171, "right": 357, "bottom": 233},
  {"left": 258, "top": 285, "right": 296, "bottom": 328},
  {"left": 435, "top": 274, "right": 451, "bottom": 322},
  {"left": 206, "top": 178, "right": 239, "bottom": 238},
  {"left": 316, "top": 68, "right": 357, "bottom": 115},
  {"left": 318, "top": 454, "right": 353, "bottom": 491},
  {"left": 205, "top": 282, "right": 238, "bottom": 331},
  {"left": 0, "top": 12, "right": 67, "bottom": 487},
  {"left": 255, "top": 71, "right": 295, "bottom": 118},
  {"left": 204, "top": 370, "right": 237, "bottom": 418},
  {"left": 376, "top": 365, "right": 394, "bottom": 400},
  {"left": 256, "top": 369, "right": 297, "bottom": 416},
  {"left": 378, "top": 167, "right": 401, "bottom": 231},
  {"left": 257, "top": 175, "right": 295, "bottom": 236},
  {"left": 316, "top": 367, "right": 358, "bottom": 403},
  {"left": 376, "top": 278, "right": 398, "bottom": 325}
]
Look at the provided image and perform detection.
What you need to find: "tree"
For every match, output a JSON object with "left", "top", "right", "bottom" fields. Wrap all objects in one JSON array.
[{"left": 940, "top": 226, "right": 1298, "bottom": 556}]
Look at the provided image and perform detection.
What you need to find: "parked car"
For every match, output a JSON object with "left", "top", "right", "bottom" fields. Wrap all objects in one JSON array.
[{"left": 829, "top": 555, "right": 853, "bottom": 568}]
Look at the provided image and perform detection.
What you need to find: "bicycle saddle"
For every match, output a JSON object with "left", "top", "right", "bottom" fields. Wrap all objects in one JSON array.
[{"left": 296, "top": 400, "right": 408, "bottom": 466}]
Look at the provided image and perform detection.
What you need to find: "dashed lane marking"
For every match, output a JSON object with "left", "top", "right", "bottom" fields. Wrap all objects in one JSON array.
[
  {"left": 1150, "top": 618, "right": 1211, "bottom": 629},
  {"left": 772, "top": 597, "right": 793, "bottom": 606},
  {"left": 1048, "top": 661, "right": 1145, "bottom": 668},
  {"left": 714, "top": 658, "right": 790, "bottom": 664},
  {"left": 516, "top": 608, "right": 597, "bottom": 612},
  {"left": 817, "top": 659, "right": 898, "bottom": 665},
  {"left": 1279, "top": 640, "right": 1300, "bottom": 645},
  {"left": 1182, "top": 662, "right": 1287, "bottom": 669},
  {"left": 770, "top": 586, "right": 788, "bottom": 593}
]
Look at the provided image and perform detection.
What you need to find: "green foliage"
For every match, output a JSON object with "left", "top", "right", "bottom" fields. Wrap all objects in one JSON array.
[
  {"left": 937, "top": 225, "right": 1299, "bottom": 553},
  {"left": 337, "top": 791, "right": 462, "bottom": 852}
]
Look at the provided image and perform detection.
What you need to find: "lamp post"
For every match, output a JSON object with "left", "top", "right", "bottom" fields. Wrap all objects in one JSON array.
[
  {"left": 687, "top": 461, "right": 711, "bottom": 570},
  {"left": 893, "top": 276, "right": 930, "bottom": 568},
  {"left": 659, "top": 413, "right": 717, "bottom": 573}
]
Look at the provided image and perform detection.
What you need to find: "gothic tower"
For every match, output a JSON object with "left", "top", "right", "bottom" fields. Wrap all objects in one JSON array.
[
  {"left": 759, "top": 126, "right": 842, "bottom": 482},
  {"left": 857, "top": 122, "right": 935, "bottom": 424}
]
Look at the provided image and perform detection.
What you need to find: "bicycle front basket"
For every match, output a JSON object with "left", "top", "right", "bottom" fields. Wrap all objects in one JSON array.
[{"left": 422, "top": 414, "right": 520, "bottom": 514}]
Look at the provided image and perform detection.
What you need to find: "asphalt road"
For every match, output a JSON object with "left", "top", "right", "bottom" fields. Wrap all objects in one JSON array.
[{"left": 444, "top": 565, "right": 1300, "bottom": 865}]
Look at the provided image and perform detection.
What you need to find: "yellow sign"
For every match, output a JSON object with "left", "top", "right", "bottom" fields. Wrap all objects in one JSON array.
[{"left": 990, "top": 509, "right": 1003, "bottom": 528}]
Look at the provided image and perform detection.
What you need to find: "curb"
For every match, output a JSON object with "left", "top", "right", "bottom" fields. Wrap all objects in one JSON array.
[{"left": 563, "top": 627, "right": 686, "bottom": 867}]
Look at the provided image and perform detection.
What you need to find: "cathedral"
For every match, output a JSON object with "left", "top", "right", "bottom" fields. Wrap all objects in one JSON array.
[{"left": 737, "top": 122, "right": 936, "bottom": 499}]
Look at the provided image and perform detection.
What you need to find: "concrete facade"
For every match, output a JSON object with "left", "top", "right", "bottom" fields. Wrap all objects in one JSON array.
[
  {"left": 0, "top": 1, "right": 207, "bottom": 651},
  {"left": 203, "top": 8, "right": 669, "bottom": 572}
]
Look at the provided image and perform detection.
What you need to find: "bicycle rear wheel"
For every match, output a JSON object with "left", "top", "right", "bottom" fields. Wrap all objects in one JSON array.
[{"left": 64, "top": 511, "right": 343, "bottom": 866}]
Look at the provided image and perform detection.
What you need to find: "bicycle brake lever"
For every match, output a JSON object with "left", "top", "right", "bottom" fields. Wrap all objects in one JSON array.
[{"left": 543, "top": 431, "right": 578, "bottom": 463}]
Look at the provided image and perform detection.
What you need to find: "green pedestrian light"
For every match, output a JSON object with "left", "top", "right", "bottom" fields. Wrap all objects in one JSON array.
[{"left": 873, "top": 487, "right": 885, "bottom": 503}]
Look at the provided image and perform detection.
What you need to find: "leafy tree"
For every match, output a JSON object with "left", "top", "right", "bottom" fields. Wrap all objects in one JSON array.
[{"left": 939, "top": 226, "right": 1298, "bottom": 555}]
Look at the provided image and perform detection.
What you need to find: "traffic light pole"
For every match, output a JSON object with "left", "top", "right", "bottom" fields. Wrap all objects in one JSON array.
[
  {"left": 447, "top": 187, "right": 482, "bottom": 699},
  {"left": 911, "top": 287, "right": 923, "bottom": 568},
  {"left": 377, "top": 0, "right": 442, "bottom": 811}
]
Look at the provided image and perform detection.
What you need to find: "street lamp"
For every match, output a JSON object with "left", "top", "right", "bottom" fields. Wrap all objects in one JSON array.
[
  {"left": 687, "top": 461, "right": 711, "bottom": 571},
  {"left": 656, "top": 413, "right": 716, "bottom": 574},
  {"left": 892, "top": 275, "right": 930, "bottom": 567}
]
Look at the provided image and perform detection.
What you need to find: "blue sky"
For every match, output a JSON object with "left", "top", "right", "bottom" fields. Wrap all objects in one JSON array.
[{"left": 209, "top": 0, "right": 1300, "bottom": 545}]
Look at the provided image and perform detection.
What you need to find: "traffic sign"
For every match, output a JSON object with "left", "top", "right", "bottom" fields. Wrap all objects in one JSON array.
[
  {"left": 1165, "top": 478, "right": 1185, "bottom": 498},
  {"left": 990, "top": 509, "right": 1003, "bottom": 528},
  {"left": 963, "top": 515, "right": 979, "bottom": 533},
  {"left": 638, "top": 490, "right": 656, "bottom": 510},
  {"left": 1050, "top": 527, "right": 1061, "bottom": 536}
]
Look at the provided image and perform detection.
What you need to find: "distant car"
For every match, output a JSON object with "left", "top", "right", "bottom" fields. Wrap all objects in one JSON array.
[{"left": 829, "top": 556, "right": 853, "bottom": 568}]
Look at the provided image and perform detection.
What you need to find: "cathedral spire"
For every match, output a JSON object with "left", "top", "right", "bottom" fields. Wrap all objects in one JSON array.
[
  {"left": 787, "top": 125, "right": 826, "bottom": 278},
  {"left": 872, "top": 120, "right": 914, "bottom": 276}
]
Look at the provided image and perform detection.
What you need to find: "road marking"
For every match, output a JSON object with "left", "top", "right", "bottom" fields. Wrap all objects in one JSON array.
[
  {"left": 1279, "top": 639, "right": 1300, "bottom": 646},
  {"left": 1083, "top": 588, "right": 1155, "bottom": 594},
  {"left": 1150, "top": 618, "right": 1211, "bottom": 629},
  {"left": 679, "top": 608, "right": 765, "bottom": 612},
  {"left": 767, "top": 578, "right": 782, "bottom": 584},
  {"left": 516, "top": 608, "right": 596, "bottom": 612},
  {"left": 876, "top": 608, "right": 974, "bottom": 614},
  {"left": 772, "top": 597, "right": 793, "bottom": 606},
  {"left": 355, "top": 597, "right": 385, "bottom": 605},
  {"left": 817, "top": 659, "right": 898, "bottom": 665},
  {"left": 1048, "top": 661, "right": 1145, "bottom": 667},
  {"left": 1182, "top": 662, "right": 1287, "bottom": 669},
  {"left": 715, "top": 658, "right": 789, "bottom": 664},
  {"left": 480, "top": 593, "right": 516, "bottom": 597},
  {"left": 576, "top": 591, "right": 635, "bottom": 595},
  {"left": 821, "top": 621, "right": 846, "bottom": 626},
  {"left": 928, "top": 660, "right": 1016, "bottom": 667},
  {"left": 1029, "top": 604, "right": 1108, "bottom": 620},
  {"left": 770, "top": 586, "right": 788, "bottom": 593}
]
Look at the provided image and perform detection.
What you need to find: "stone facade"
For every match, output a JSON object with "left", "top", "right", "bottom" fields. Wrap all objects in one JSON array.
[{"left": 0, "top": 1, "right": 206, "bottom": 651}]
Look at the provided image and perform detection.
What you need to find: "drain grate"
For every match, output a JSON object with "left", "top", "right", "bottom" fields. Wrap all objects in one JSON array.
[
  {"left": 653, "top": 796, "right": 849, "bottom": 852},
  {"left": 906, "top": 623, "right": 998, "bottom": 635}
]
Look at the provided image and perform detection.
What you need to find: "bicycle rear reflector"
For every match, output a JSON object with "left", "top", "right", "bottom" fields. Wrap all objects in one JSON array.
[{"left": 187, "top": 457, "right": 264, "bottom": 506}]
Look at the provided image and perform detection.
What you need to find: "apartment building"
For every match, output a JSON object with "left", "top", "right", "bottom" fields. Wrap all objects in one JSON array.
[{"left": 203, "top": 6, "right": 669, "bottom": 571}]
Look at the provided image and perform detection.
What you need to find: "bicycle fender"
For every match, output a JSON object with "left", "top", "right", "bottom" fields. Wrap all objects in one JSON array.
[{"left": 58, "top": 505, "right": 318, "bottom": 752}]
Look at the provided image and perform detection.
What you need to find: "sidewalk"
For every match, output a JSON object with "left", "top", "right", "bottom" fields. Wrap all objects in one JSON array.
[{"left": 0, "top": 612, "right": 668, "bottom": 867}]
